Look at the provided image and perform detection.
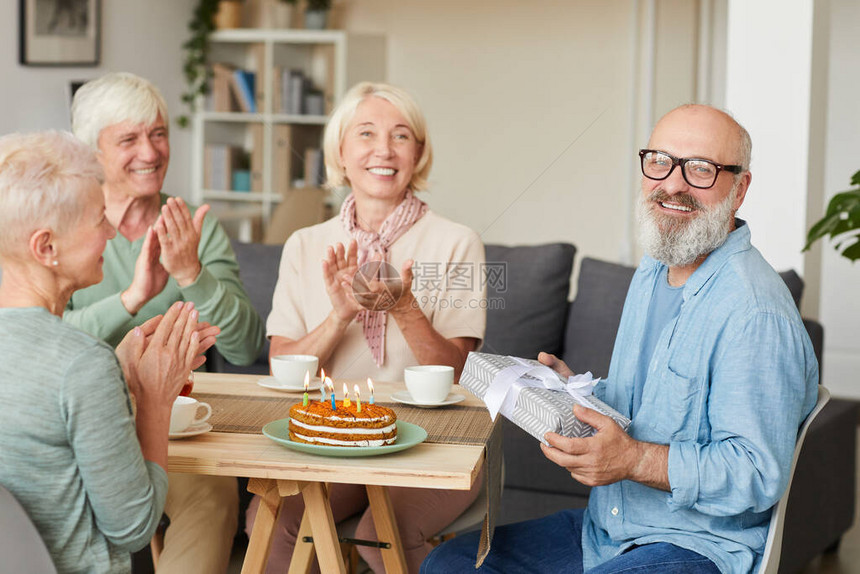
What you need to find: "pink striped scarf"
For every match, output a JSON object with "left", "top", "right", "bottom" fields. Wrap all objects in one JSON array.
[{"left": 340, "top": 191, "right": 428, "bottom": 366}]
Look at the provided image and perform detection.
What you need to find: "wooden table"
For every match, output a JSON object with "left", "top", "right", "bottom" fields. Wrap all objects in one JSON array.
[{"left": 168, "top": 372, "right": 491, "bottom": 574}]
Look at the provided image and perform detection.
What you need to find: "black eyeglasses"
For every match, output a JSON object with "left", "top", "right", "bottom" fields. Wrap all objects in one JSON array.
[{"left": 639, "top": 149, "right": 743, "bottom": 189}]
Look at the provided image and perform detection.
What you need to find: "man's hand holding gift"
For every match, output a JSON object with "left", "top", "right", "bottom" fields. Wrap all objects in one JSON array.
[{"left": 537, "top": 351, "right": 670, "bottom": 491}]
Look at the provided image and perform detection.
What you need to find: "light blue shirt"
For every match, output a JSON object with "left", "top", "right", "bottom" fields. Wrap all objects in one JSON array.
[{"left": 583, "top": 220, "right": 819, "bottom": 574}]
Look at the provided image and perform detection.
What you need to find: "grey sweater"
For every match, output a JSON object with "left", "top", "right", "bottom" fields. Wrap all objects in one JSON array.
[{"left": 0, "top": 307, "right": 168, "bottom": 573}]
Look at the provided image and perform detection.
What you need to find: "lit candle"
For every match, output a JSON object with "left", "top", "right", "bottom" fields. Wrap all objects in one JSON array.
[
  {"left": 302, "top": 371, "right": 309, "bottom": 406},
  {"left": 367, "top": 377, "right": 375, "bottom": 405},
  {"left": 329, "top": 380, "right": 336, "bottom": 410},
  {"left": 354, "top": 384, "right": 362, "bottom": 413},
  {"left": 343, "top": 383, "right": 351, "bottom": 407},
  {"left": 319, "top": 368, "right": 327, "bottom": 402}
]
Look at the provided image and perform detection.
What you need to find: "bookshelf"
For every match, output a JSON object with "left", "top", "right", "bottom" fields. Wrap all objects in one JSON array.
[{"left": 191, "top": 29, "right": 385, "bottom": 243}]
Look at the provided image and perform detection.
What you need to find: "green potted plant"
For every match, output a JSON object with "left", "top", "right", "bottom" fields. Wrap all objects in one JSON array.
[
  {"left": 304, "top": 0, "right": 331, "bottom": 29},
  {"left": 804, "top": 170, "right": 860, "bottom": 261},
  {"left": 178, "top": 0, "right": 222, "bottom": 127}
]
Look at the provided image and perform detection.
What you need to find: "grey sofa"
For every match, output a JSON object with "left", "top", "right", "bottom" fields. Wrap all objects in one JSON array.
[
  {"left": 484, "top": 244, "right": 856, "bottom": 574},
  {"left": 209, "top": 240, "right": 856, "bottom": 573}
]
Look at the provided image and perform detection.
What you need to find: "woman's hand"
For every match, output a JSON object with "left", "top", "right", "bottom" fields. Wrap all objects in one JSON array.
[
  {"left": 387, "top": 258, "right": 416, "bottom": 316},
  {"left": 322, "top": 239, "right": 363, "bottom": 324},
  {"left": 190, "top": 321, "right": 220, "bottom": 370},
  {"left": 155, "top": 197, "right": 209, "bottom": 288},
  {"left": 122, "top": 301, "right": 201, "bottom": 408}
]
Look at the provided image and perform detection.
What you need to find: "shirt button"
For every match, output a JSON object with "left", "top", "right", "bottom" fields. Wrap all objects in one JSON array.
[{"left": 611, "top": 507, "right": 619, "bottom": 516}]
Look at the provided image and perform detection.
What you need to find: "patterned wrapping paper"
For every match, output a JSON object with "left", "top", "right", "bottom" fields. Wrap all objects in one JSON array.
[{"left": 460, "top": 352, "right": 631, "bottom": 445}]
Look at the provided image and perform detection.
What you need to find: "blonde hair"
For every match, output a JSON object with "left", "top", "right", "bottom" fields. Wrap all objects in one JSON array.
[
  {"left": 71, "top": 72, "right": 169, "bottom": 150},
  {"left": 323, "top": 82, "right": 433, "bottom": 192},
  {"left": 0, "top": 131, "right": 103, "bottom": 259}
]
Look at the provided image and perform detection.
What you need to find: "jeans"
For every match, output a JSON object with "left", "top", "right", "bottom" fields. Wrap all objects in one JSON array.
[{"left": 420, "top": 509, "right": 721, "bottom": 574}]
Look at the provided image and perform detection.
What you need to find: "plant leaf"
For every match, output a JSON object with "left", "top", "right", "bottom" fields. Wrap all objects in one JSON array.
[{"left": 839, "top": 236, "right": 860, "bottom": 262}]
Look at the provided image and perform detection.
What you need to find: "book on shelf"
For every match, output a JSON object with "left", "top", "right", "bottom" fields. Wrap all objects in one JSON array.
[
  {"left": 272, "top": 124, "right": 292, "bottom": 194},
  {"left": 250, "top": 124, "right": 264, "bottom": 192},
  {"left": 204, "top": 144, "right": 244, "bottom": 191},
  {"left": 271, "top": 65, "right": 282, "bottom": 115},
  {"left": 251, "top": 44, "right": 266, "bottom": 112},
  {"left": 274, "top": 68, "right": 329, "bottom": 116},
  {"left": 303, "top": 148, "right": 325, "bottom": 188},
  {"left": 231, "top": 70, "right": 257, "bottom": 113},
  {"left": 304, "top": 89, "right": 325, "bottom": 116},
  {"left": 211, "top": 63, "right": 239, "bottom": 112}
]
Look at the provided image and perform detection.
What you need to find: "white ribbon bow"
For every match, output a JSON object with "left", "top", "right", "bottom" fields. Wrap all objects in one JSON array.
[{"left": 483, "top": 357, "right": 600, "bottom": 421}]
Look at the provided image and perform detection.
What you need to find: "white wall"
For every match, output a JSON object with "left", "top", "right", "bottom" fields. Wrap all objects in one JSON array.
[
  {"left": 724, "top": 0, "right": 820, "bottom": 277},
  {"left": 340, "top": 0, "right": 642, "bottom": 264},
  {"left": 819, "top": 0, "right": 860, "bottom": 399},
  {"left": 0, "top": 0, "right": 196, "bottom": 198}
]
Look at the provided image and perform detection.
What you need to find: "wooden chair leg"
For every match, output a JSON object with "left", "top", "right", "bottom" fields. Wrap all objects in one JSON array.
[
  {"left": 150, "top": 533, "right": 164, "bottom": 570},
  {"left": 150, "top": 513, "right": 169, "bottom": 569}
]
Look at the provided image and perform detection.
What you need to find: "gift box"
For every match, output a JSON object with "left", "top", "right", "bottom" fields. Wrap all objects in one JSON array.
[{"left": 460, "top": 352, "right": 630, "bottom": 444}]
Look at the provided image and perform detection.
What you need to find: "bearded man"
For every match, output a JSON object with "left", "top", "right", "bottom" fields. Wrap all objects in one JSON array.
[{"left": 422, "top": 105, "right": 819, "bottom": 574}]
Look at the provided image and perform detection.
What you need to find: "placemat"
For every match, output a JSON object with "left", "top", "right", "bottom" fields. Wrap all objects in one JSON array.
[{"left": 194, "top": 393, "right": 494, "bottom": 446}]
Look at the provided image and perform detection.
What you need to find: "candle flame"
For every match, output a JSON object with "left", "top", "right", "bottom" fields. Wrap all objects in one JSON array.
[
  {"left": 304, "top": 371, "right": 310, "bottom": 390},
  {"left": 320, "top": 367, "right": 325, "bottom": 381},
  {"left": 354, "top": 384, "right": 361, "bottom": 396},
  {"left": 367, "top": 378, "right": 374, "bottom": 393},
  {"left": 343, "top": 382, "right": 349, "bottom": 397}
]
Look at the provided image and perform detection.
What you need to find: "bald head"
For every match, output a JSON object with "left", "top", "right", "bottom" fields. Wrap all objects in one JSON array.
[{"left": 650, "top": 104, "right": 751, "bottom": 171}]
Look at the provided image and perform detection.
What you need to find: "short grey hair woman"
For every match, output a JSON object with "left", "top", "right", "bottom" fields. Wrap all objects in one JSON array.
[{"left": 0, "top": 131, "right": 212, "bottom": 572}]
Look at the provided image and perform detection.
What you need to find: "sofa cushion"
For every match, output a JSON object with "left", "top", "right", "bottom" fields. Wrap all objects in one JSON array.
[
  {"left": 483, "top": 243, "right": 576, "bottom": 359},
  {"left": 216, "top": 240, "right": 284, "bottom": 374},
  {"left": 562, "top": 257, "right": 635, "bottom": 378},
  {"left": 778, "top": 269, "right": 804, "bottom": 309}
]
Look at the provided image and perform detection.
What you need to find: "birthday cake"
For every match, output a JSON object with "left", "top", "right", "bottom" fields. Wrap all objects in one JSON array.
[{"left": 288, "top": 400, "right": 398, "bottom": 447}]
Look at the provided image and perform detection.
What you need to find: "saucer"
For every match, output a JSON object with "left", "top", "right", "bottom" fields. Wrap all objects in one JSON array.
[
  {"left": 389, "top": 391, "right": 465, "bottom": 408},
  {"left": 169, "top": 422, "right": 212, "bottom": 440},
  {"left": 257, "top": 376, "right": 323, "bottom": 393}
]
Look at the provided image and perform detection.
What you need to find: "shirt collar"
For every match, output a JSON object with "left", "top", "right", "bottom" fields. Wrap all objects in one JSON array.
[{"left": 639, "top": 218, "right": 752, "bottom": 298}]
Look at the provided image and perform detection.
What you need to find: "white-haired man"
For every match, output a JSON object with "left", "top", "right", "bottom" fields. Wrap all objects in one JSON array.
[{"left": 67, "top": 72, "right": 264, "bottom": 573}]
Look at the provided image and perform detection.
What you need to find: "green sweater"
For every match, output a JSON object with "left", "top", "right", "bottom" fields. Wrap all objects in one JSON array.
[
  {"left": 65, "top": 194, "right": 264, "bottom": 365},
  {"left": 0, "top": 307, "right": 168, "bottom": 573}
]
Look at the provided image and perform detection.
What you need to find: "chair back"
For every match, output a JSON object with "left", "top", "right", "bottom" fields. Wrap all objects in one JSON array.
[
  {"left": 0, "top": 484, "right": 57, "bottom": 573},
  {"left": 758, "top": 385, "right": 831, "bottom": 573}
]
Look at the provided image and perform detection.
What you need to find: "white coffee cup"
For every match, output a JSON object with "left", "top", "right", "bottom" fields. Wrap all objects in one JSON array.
[
  {"left": 271, "top": 354, "right": 319, "bottom": 387},
  {"left": 170, "top": 396, "right": 212, "bottom": 433},
  {"left": 404, "top": 365, "right": 454, "bottom": 404}
]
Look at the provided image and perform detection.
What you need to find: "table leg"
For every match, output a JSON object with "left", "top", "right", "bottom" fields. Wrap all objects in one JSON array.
[
  {"left": 287, "top": 506, "right": 314, "bottom": 574},
  {"left": 366, "top": 484, "right": 408, "bottom": 574},
  {"left": 242, "top": 478, "right": 287, "bottom": 574},
  {"left": 301, "top": 482, "right": 347, "bottom": 574}
]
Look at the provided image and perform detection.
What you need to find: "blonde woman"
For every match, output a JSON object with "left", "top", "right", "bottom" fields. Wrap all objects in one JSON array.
[{"left": 248, "top": 82, "right": 487, "bottom": 573}]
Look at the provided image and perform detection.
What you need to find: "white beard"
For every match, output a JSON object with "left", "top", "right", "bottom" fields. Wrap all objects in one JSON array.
[{"left": 636, "top": 185, "right": 737, "bottom": 267}]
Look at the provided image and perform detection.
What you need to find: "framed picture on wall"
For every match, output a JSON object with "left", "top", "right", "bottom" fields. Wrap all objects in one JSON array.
[{"left": 19, "top": 0, "right": 100, "bottom": 66}]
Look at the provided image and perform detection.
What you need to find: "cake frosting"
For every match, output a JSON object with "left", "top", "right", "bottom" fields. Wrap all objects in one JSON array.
[{"left": 289, "top": 400, "right": 397, "bottom": 447}]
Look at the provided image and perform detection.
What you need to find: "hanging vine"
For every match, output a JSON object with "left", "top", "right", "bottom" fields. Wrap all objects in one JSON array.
[{"left": 178, "top": 0, "right": 221, "bottom": 127}]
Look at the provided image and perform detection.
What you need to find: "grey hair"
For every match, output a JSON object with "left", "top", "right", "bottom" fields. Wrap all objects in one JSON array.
[
  {"left": 322, "top": 81, "right": 433, "bottom": 192},
  {"left": 0, "top": 131, "right": 103, "bottom": 259},
  {"left": 71, "top": 72, "right": 169, "bottom": 150}
]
